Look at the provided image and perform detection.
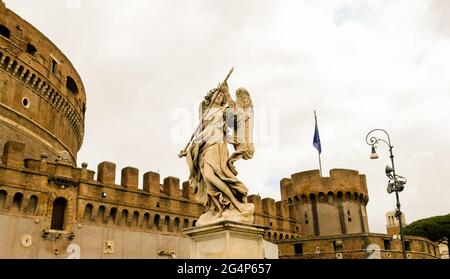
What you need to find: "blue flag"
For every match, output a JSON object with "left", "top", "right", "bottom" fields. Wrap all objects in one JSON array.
[{"left": 313, "top": 113, "right": 322, "bottom": 154}]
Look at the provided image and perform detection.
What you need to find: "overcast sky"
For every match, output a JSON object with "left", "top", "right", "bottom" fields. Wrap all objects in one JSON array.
[{"left": 5, "top": 0, "right": 450, "bottom": 233}]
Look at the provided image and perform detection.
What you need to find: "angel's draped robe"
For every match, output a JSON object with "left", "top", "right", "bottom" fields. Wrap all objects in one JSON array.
[{"left": 186, "top": 106, "right": 248, "bottom": 211}]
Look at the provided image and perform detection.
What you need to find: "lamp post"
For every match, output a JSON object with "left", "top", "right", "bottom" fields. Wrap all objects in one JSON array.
[{"left": 366, "top": 129, "right": 407, "bottom": 259}]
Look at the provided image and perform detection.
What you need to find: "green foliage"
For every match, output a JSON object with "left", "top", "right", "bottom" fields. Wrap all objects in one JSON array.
[{"left": 404, "top": 213, "right": 450, "bottom": 242}]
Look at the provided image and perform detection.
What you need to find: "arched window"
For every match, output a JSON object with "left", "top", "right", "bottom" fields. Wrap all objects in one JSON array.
[
  {"left": 66, "top": 76, "right": 78, "bottom": 94},
  {"left": 108, "top": 208, "right": 117, "bottom": 225},
  {"left": 345, "top": 192, "right": 351, "bottom": 201},
  {"left": 51, "top": 197, "right": 67, "bottom": 230},
  {"left": 164, "top": 216, "right": 171, "bottom": 232},
  {"left": 97, "top": 206, "right": 105, "bottom": 224},
  {"left": 12, "top": 192, "right": 23, "bottom": 212},
  {"left": 132, "top": 211, "right": 139, "bottom": 226},
  {"left": 154, "top": 214, "right": 161, "bottom": 231},
  {"left": 16, "top": 65, "right": 24, "bottom": 77},
  {"left": 183, "top": 219, "right": 189, "bottom": 228},
  {"left": 268, "top": 232, "right": 272, "bottom": 240},
  {"left": 2, "top": 56, "right": 10, "bottom": 71},
  {"left": 174, "top": 217, "right": 180, "bottom": 232},
  {"left": 0, "top": 25, "right": 11, "bottom": 39},
  {"left": 337, "top": 192, "right": 343, "bottom": 202},
  {"left": 192, "top": 220, "right": 197, "bottom": 227},
  {"left": 120, "top": 209, "right": 129, "bottom": 226},
  {"left": 327, "top": 192, "right": 334, "bottom": 203},
  {"left": 318, "top": 192, "right": 325, "bottom": 202},
  {"left": 27, "top": 195, "right": 38, "bottom": 215},
  {"left": 143, "top": 213, "right": 150, "bottom": 228},
  {"left": 0, "top": 190, "right": 7, "bottom": 210},
  {"left": 83, "top": 204, "right": 93, "bottom": 221}
]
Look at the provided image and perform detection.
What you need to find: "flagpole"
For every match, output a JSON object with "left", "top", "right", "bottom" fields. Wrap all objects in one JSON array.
[{"left": 314, "top": 110, "right": 323, "bottom": 178}]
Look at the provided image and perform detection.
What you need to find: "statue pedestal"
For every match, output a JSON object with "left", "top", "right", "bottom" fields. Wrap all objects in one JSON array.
[{"left": 183, "top": 221, "right": 267, "bottom": 259}]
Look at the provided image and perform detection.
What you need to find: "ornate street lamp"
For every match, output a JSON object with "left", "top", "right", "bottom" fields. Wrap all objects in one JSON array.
[{"left": 366, "top": 129, "right": 407, "bottom": 259}]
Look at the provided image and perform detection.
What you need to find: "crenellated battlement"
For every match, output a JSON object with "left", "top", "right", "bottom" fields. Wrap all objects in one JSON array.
[
  {"left": 0, "top": 141, "right": 203, "bottom": 236},
  {"left": 281, "top": 169, "right": 369, "bottom": 206},
  {"left": 247, "top": 194, "right": 302, "bottom": 241}
]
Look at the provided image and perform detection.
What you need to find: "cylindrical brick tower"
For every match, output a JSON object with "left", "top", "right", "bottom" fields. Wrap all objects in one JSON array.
[
  {"left": 0, "top": 1, "right": 86, "bottom": 164},
  {"left": 281, "top": 169, "right": 370, "bottom": 237}
]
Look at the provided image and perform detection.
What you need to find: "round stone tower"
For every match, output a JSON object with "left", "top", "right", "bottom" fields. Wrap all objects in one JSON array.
[
  {"left": 281, "top": 169, "right": 369, "bottom": 237},
  {"left": 0, "top": 1, "right": 86, "bottom": 164}
]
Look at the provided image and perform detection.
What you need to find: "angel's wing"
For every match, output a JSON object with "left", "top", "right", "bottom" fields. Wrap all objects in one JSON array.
[{"left": 227, "top": 88, "right": 255, "bottom": 159}]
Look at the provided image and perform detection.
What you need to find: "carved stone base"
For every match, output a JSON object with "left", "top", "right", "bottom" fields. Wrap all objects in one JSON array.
[
  {"left": 196, "top": 203, "right": 255, "bottom": 227},
  {"left": 182, "top": 221, "right": 266, "bottom": 259}
]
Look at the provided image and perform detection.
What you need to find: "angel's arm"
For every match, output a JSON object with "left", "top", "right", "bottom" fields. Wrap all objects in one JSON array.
[{"left": 220, "top": 83, "right": 235, "bottom": 108}]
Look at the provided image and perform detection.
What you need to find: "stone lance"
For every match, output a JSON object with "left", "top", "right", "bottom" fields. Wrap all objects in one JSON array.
[{"left": 178, "top": 67, "right": 234, "bottom": 158}]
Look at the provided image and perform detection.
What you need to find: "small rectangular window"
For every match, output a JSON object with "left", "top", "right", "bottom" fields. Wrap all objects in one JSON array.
[
  {"left": 26, "top": 43, "right": 37, "bottom": 56},
  {"left": 294, "top": 243, "right": 303, "bottom": 255},
  {"left": 384, "top": 239, "right": 392, "bottom": 250},
  {"left": 404, "top": 241, "right": 411, "bottom": 251},
  {"left": 51, "top": 59, "right": 58, "bottom": 74},
  {"left": 333, "top": 240, "right": 343, "bottom": 251}
]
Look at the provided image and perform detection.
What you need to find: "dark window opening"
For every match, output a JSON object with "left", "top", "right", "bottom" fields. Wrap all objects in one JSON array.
[
  {"left": 348, "top": 218, "right": 352, "bottom": 222},
  {"left": 0, "top": 190, "right": 7, "bottom": 210},
  {"left": 132, "top": 211, "right": 139, "bottom": 226},
  {"left": 0, "top": 25, "right": 11, "bottom": 39},
  {"left": 154, "top": 214, "right": 161, "bottom": 230},
  {"left": 183, "top": 219, "right": 189, "bottom": 228},
  {"left": 12, "top": 192, "right": 23, "bottom": 212},
  {"left": 83, "top": 204, "right": 93, "bottom": 221},
  {"left": 143, "top": 213, "right": 150, "bottom": 228},
  {"left": 384, "top": 239, "right": 391, "bottom": 250},
  {"left": 333, "top": 240, "right": 343, "bottom": 251},
  {"left": 164, "top": 216, "right": 171, "bottom": 232},
  {"left": 294, "top": 243, "right": 303, "bottom": 255},
  {"left": 405, "top": 241, "right": 411, "bottom": 251},
  {"left": 27, "top": 195, "right": 38, "bottom": 215},
  {"left": 51, "top": 197, "right": 67, "bottom": 230},
  {"left": 109, "top": 208, "right": 117, "bottom": 225},
  {"left": 97, "top": 206, "right": 106, "bottom": 224},
  {"left": 26, "top": 43, "right": 37, "bottom": 56},
  {"left": 269, "top": 222, "right": 273, "bottom": 227},
  {"left": 192, "top": 220, "right": 197, "bottom": 227},
  {"left": 120, "top": 209, "right": 129, "bottom": 226},
  {"left": 174, "top": 217, "right": 180, "bottom": 232},
  {"left": 66, "top": 76, "right": 78, "bottom": 94},
  {"left": 51, "top": 59, "right": 58, "bottom": 74}
]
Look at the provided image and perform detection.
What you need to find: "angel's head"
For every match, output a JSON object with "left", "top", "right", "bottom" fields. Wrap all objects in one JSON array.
[
  {"left": 235, "top": 88, "right": 253, "bottom": 108},
  {"left": 201, "top": 89, "right": 225, "bottom": 112}
]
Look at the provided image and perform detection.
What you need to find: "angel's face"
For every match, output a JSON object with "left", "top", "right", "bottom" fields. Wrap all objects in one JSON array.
[{"left": 214, "top": 92, "right": 224, "bottom": 105}]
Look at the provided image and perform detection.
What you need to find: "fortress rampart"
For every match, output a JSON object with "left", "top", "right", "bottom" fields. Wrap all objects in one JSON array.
[
  {"left": 0, "top": 3, "right": 86, "bottom": 163},
  {"left": 0, "top": 141, "right": 300, "bottom": 246}
]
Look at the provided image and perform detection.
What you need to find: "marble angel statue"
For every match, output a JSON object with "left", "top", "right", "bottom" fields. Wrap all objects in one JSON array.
[{"left": 178, "top": 68, "right": 255, "bottom": 226}]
